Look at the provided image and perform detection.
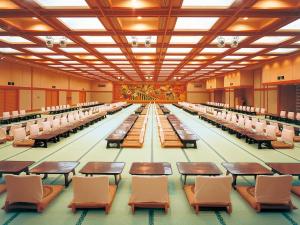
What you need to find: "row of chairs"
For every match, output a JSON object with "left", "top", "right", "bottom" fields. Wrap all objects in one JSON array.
[
  {"left": 213, "top": 110, "right": 298, "bottom": 149},
  {"left": 0, "top": 173, "right": 297, "bottom": 214},
  {"left": 0, "top": 105, "right": 109, "bottom": 147},
  {"left": 122, "top": 105, "right": 149, "bottom": 148},
  {"left": 234, "top": 105, "right": 266, "bottom": 115},
  {"left": 2, "top": 110, "right": 27, "bottom": 119},
  {"left": 77, "top": 101, "right": 99, "bottom": 107},
  {"left": 155, "top": 105, "right": 183, "bottom": 148},
  {"left": 41, "top": 105, "right": 71, "bottom": 112},
  {"left": 278, "top": 111, "right": 300, "bottom": 124},
  {"left": 206, "top": 102, "right": 229, "bottom": 108}
]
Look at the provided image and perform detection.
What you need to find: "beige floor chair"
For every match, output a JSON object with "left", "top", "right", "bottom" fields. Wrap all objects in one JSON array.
[
  {"left": 128, "top": 176, "right": 169, "bottom": 213},
  {"left": 68, "top": 176, "right": 117, "bottom": 214},
  {"left": 184, "top": 176, "right": 232, "bottom": 214}
]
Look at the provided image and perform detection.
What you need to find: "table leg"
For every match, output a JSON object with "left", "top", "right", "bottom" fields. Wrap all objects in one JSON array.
[
  {"left": 42, "top": 174, "right": 48, "bottom": 179},
  {"left": 183, "top": 175, "right": 187, "bottom": 185},
  {"left": 0, "top": 173, "right": 2, "bottom": 178},
  {"left": 194, "top": 142, "right": 197, "bottom": 149},
  {"left": 64, "top": 173, "right": 70, "bottom": 187},
  {"left": 258, "top": 141, "right": 262, "bottom": 149},
  {"left": 25, "top": 168, "right": 30, "bottom": 175},
  {"left": 114, "top": 174, "right": 121, "bottom": 185},
  {"left": 232, "top": 175, "right": 237, "bottom": 189}
]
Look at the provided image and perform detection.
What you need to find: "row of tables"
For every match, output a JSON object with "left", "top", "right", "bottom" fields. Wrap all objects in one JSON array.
[
  {"left": 158, "top": 104, "right": 170, "bottom": 115},
  {"left": 33, "top": 111, "right": 107, "bottom": 148},
  {"left": 106, "top": 114, "right": 139, "bottom": 148},
  {"left": 1, "top": 161, "right": 298, "bottom": 188},
  {"left": 0, "top": 112, "right": 42, "bottom": 125},
  {"left": 167, "top": 114, "right": 199, "bottom": 148}
]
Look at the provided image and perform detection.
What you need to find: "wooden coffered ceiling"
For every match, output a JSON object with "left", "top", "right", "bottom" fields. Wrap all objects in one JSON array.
[{"left": 0, "top": 0, "right": 299, "bottom": 82}]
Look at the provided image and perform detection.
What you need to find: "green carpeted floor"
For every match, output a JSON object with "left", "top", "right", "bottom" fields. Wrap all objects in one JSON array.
[{"left": 0, "top": 104, "right": 300, "bottom": 225}]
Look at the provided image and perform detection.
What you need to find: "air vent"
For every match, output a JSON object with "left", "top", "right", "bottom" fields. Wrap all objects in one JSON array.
[{"left": 98, "top": 84, "right": 106, "bottom": 87}]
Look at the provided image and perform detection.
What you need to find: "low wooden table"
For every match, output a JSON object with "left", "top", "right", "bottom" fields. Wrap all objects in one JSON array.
[
  {"left": 176, "top": 162, "right": 222, "bottom": 184},
  {"left": 80, "top": 162, "right": 125, "bottom": 185},
  {"left": 129, "top": 162, "right": 172, "bottom": 175},
  {"left": 30, "top": 161, "right": 79, "bottom": 187},
  {"left": 222, "top": 162, "right": 273, "bottom": 187},
  {"left": 266, "top": 163, "right": 300, "bottom": 179},
  {"left": 0, "top": 161, "right": 35, "bottom": 177}
]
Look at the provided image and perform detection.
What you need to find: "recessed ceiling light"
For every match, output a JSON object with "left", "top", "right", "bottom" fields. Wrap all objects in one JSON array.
[
  {"left": 267, "top": 48, "right": 298, "bottom": 54},
  {"left": 81, "top": 36, "right": 115, "bottom": 44},
  {"left": 201, "top": 48, "right": 229, "bottom": 53},
  {"left": 49, "top": 64, "right": 66, "bottom": 67},
  {"left": 234, "top": 48, "right": 264, "bottom": 54},
  {"left": 126, "top": 36, "right": 157, "bottom": 44},
  {"left": 252, "top": 36, "right": 292, "bottom": 45},
  {"left": 163, "top": 61, "right": 181, "bottom": 64},
  {"left": 0, "top": 47, "right": 21, "bottom": 53},
  {"left": 96, "top": 48, "right": 122, "bottom": 53},
  {"left": 75, "top": 55, "right": 97, "bottom": 60},
  {"left": 131, "top": 48, "right": 156, "bottom": 53},
  {"left": 25, "top": 47, "right": 54, "bottom": 53},
  {"left": 58, "top": 17, "right": 105, "bottom": 31},
  {"left": 169, "top": 36, "right": 202, "bottom": 44},
  {"left": 34, "top": 0, "right": 89, "bottom": 9},
  {"left": 0, "top": 36, "right": 33, "bottom": 44},
  {"left": 278, "top": 19, "right": 300, "bottom": 31},
  {"left": 60, "top": 47, "right": 88, "bottom": 53},
  {"left": 182, "top": 0, "right": 235, "bottom": 8},
  {"left": 16, "top": 55, "right": 41, "bottom": 60},
  {"left": 166, "top": 48, "right": 192, "bottom": 53},
  {"left": 175, "top": 17, "right": 219, "bottom": 31}
]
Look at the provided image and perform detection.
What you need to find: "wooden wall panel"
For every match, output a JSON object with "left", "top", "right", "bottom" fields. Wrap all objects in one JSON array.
[
  {"left": 0, "top": 90, "right": 4, "bottom": 115},
  {"left": 72, "top": 91, "right": 79, "bottom": 104},
  {"left": 19, "top": 89, "right": 31, "bottom": 110},
  {"left": 5, "top": 89, "right": 18, "bottom": 112},
  {"left": 59, "top": 91, "right": 67, "bottom": 105}
]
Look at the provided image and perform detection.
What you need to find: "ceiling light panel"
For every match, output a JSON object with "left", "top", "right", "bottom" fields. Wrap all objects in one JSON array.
[
  {"left": 0, "top": 47, "right": 21, "bottom": 53},
  {"left": 252, "top": 36, "right": 292, "bottom": 45},
  {"left": 278, "top": 19, "right": 300, "bottom": 31},
  {"left": 166, "top": 48, "right": 192, "bottom": 53},
  {"left": 34, "top": 0, "right": 89, "bottom": 9},
  {"left": 60, "top": 47, "right": 88, "bottom": 53},
  {"left": 182, "top": 0, "right": 235, "bottom": 8},
  {"left": 131, "top": 48, "right": 156, "bottom": 53},
  {"left": 58, "top": 17, "right": 105, "bottom": 31},
  {"left": 96, "top": 48, "right": 122, "bottom": 53},
  {"left": 234, "top": 48, "right": 264, "bottom": 54},
  {"left": 125, "top": 36, "right": 157, "bottom": 44},
  {"left": 267, "top": 48, "right": 298, "bottom": 54},
  {"left": 81, "top": 36, "right": 116, "bottom": 44},
  {"left": 25, "top": 47, "right": 54, "bottom": 53},
  {"left": 0, "top": 36, "right": 33, "bottom": 44},
  {"left": 169, "top": 36, "right": 202, "bottom": 44},
  {"left": 175, "top": 17, "right": 219, "bottom": 31},
  {"left": 201, "top": 48, "right": 229, "bottom": 53}
]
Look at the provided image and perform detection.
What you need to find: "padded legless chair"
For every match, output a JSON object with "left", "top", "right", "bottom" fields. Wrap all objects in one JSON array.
[
  {"left": 271, "top": 129, "right": 294, "bottom": 149},
  {"left": 128, "top": 176, "right": 169, "bottom": 213},
  {"left": 184, "top": 176, "right": 232, "bottom": 214},
  {"left": 68, "top": 176, "right": 117, "bottom": 214},
  {"left": 3, "top": 175, "right": 63, "bottom": 212},
  {"left": 236, "top": 175, "right": 295, "bottom": 212},
  {"left": 0, "top": 128, "right": 7, "bottom": 144},
  {"left": 13, "top": 128, "right": 35, "bottom": 147}
]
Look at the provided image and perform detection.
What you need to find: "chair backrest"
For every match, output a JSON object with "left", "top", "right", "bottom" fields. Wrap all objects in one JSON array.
[
  {"left": 260, "top": 108, "right": 266, "bottom": 114},
  {"left": 12, "top": 111, "right": 19, "bottom": 117},
  {"left": 238, "top": 117, "right": 245, "bottom": 127},
  {"left": 3, "top": 112, "right": 10, "bottom": 118},
  {"left": 255, "top": 107, "right": 260, "bottom": 113},
  {"left": 42, "top": 121, "right": 51, "bottom": 132},
  {"left": 30, "top": 124, "right": 40, "bottom": 137},
  {"left": 255, "top": 175, "right": 292, "bottom": 204},
  {"left": 265, "top": 125, "right": 276, "bottom": 138},
  {"left": 255, "top": 122, "right": 264, "bottom": 135},
  {"left": 20, "top": 110, "right": 26, "bottom": 115},
  {"left": 0, "top": 127, "right": 6, "bottom": 139},
  {"left": 296, "top": 112, "right": 300, "bottom": 121},
  {"left": 131, "top": 176, "right": 168, "bottom": 203},
  {"left": 280, "top": 111, "right": 286, "bottom": 118},
  {"left": 5, "top": 175, "right": 43, "bottom": 204},
  {"left": 194, "top": 176, "right": 232, "bottom": 204},
  {"left": 41, "top": 107, "right": 45, "bottom": 112},
  {"left": 52, "top": 119, "right": 60, "bottom": 130},
  {"left": 281, "top": 129, "right": 294, "bottom": 144},
  {"left": 72, "top": 176, "right": 110, "bottom": 204},
  {"left": 245, "top": 119, "right": 253, "bottom": 131},
  {"left": 25, "top": 121, "right": 34, "bottom": 132},
  {"left": 13, "top": 127, "right": 26, "bottom": 141},
  {"left": 287, "top": 112, "right": 295, "bottom": 119}
]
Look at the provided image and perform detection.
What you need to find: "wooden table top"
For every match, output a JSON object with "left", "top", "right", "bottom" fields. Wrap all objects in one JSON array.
[
  {"left": 0, "top": 161, "right": 35, "bottom": 173},
  {"left": 129, "top": 162, "right": 172, "bottom": 175},
  {"left": 80, "top": 162, "right": 125, "bottom": 175},
  {"left": 30, "top": 161, "right": 79, "bottom": 174},
  {"left": 266, "top": 163, "right": 300, "bottom": 176},
  {"left": 176, "top": 162, "right": 222, "bottom": 176},
  {"left": 222, "top": 162, "right": 273, "bottom": 176}
]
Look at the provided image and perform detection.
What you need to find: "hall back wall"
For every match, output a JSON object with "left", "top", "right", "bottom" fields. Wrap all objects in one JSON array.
[{"left": 113, "top": 83, "right": 186, "bottom": 103}]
